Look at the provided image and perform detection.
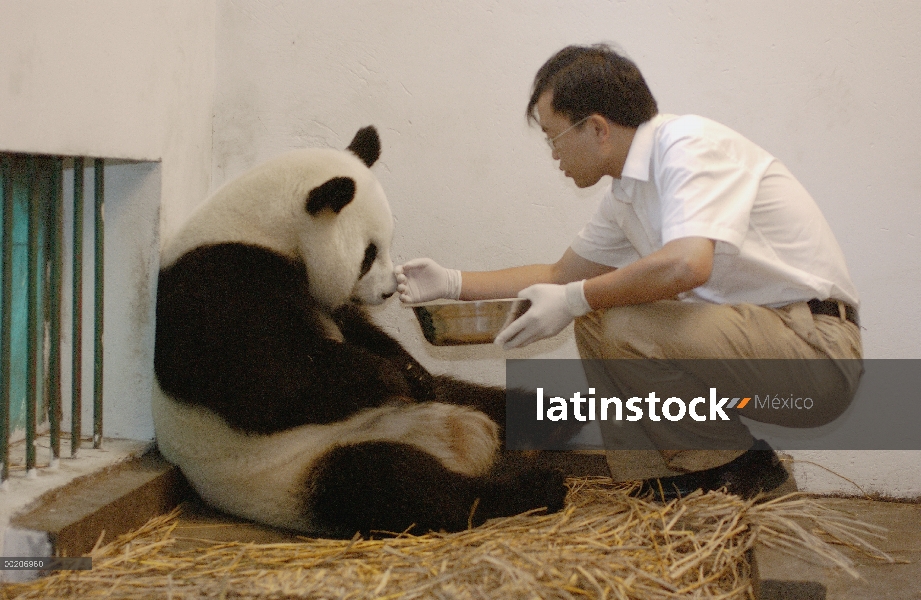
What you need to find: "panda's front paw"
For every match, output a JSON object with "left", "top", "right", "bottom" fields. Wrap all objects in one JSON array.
[{"left": 402, "top": 361, "right": 438, "bottom": 401}]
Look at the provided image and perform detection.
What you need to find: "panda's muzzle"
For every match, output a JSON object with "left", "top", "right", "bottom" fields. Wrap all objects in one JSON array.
[{"left": 347, "top": 290, "right": 395, "bottom": 305}]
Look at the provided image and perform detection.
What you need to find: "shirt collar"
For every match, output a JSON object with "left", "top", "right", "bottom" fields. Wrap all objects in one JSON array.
[{"left": 619, "top": 113, "right": 671, "bottom": 183}]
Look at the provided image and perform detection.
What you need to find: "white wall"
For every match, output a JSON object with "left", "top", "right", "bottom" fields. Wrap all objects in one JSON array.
[
  {"left": 0, "top": 0, "right": 216, "bottom": 251},
  {"left": 0, "top": 1, "right": 216, "bottom": 440},
  {"left": 212, "top": 0, "right": 921, "bottom": 496}
]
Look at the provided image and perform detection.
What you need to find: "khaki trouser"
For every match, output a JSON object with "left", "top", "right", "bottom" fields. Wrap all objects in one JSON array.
[{"left": 573, "top": 300, "right": 862, "bottom": 479}]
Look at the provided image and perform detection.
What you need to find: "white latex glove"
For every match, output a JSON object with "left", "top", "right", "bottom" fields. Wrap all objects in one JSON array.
[
  {"left": 394, "top": 258, "right": 462, "bottom": 303},
  {"left": 494, "top": 281, "right": 592, "bottom": 349}
]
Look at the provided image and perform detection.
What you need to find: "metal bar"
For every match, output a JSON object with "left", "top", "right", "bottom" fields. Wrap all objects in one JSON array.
[
  {"left": 38, "top": 160, "right": 52, "bottom": 464},
  {"left": 1, "top": 156, "right": 13, "bottom": 483},
  {"left": 47, "top": 158, "right": 64, "bottom": 463},
  {"left": 71, "top": 158, "right": 84, "bottom": 457},
  {"left": 26, "top": 156, "right": 39, "bottom": 474},
  {"left": 93, "top": 159, "right": 103, "bottom": 448},
  {"left": 37, "top": 160, "right": 52, "bottom": 463}
]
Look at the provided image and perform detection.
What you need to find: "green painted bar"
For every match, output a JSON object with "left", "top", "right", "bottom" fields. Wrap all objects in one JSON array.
[
  {"left": 1, "top": 156, "right": 13, "bottom": 483},
  {"left": 93, "top": 159, "right": 104, "bottom": 449},
  {"left": 6, "top": 157, "right": 30, "bottom": 465},
  {"left": 48, "top": 158, "right": 64, "bottom": 462},
  {"left": 26, "top": 157, "right": 39, "bottom": 473},
  {"left": 37, "top": 160, "right": 52, "bottom": 465},
  {"left": 71, "top": 158, "right": 84, "bottom": 457},
  {"left": 1, "top": 153, "right": 101, "bottom": 475}
]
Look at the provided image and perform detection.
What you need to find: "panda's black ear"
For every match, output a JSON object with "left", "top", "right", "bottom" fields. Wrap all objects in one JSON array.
[
  {"left": 306, "top": 176, "right": 356, "bottom": 215},
  {"left": 347, "top": 126, "right": 381, "bottom": 168}
]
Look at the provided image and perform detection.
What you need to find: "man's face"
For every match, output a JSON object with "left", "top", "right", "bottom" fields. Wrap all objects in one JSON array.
[{"left": 536, "top": 92, "right": 605, "bottom": 188}]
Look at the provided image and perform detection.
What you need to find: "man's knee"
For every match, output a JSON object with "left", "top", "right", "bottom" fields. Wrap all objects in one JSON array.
[
  {"left": 575, "top": 304, "right": 677, "bottom": 360},
  {"left": 575, "top": 309, "right": 644, "bottom": 359}
]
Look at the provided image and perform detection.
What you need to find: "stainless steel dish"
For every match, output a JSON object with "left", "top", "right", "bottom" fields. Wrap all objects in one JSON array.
[{"left": 409, "top": 298, "right": 531, "bottom": 346}]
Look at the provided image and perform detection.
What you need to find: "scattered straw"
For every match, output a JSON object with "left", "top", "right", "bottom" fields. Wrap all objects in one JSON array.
[{"left": 1, "top": 477, "right": 891, "bottom": 599}]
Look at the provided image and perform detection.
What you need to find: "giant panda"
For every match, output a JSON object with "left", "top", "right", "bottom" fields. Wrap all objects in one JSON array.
[{"left": 152, "top": 126, "right": 567, "bottom": 538}]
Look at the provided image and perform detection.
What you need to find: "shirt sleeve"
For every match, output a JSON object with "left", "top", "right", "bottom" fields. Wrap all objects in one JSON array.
[
  {"left": 654, "top": 130, "right": 767, "bottom": 255},
  {"left": 570, "top": 190, "right": 641, "bottom": 268}
]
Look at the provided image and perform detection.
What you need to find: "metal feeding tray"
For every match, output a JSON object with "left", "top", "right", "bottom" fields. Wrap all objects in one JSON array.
[{"left": 409, "top": 298, "right": 531, "bottom": 346}]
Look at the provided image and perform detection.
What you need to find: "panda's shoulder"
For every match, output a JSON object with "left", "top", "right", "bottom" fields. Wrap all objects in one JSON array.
[{"left": 161, "top": 243, "right": 307, "bottom": 295}]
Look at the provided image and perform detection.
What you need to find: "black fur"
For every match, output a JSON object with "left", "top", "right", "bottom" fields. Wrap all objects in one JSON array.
[
  {"left": 347, "top": 126, "right": 381, "bottom": 167},
  {"left": 155, "top": 243, "right": 416, "bottom": 434},
  {"left": 306, "top": 176, "right": 356, "bottom": 215},
  {"left": 333, "top": 303, "right": 439, "bottom": 402},
  {"left": 307, "top": 442, "right": 567, "bottom": 538},
  {"left": 155, "top": 242, "right": 518, "bottom": 435}
]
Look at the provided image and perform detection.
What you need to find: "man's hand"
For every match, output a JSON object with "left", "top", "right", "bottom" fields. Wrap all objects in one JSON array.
[
  {"left": 495, "top": 281, "right": 591, "bottom": 349},
  {"left": 395, "top": 258, "right": 462, "bottom": 303}
]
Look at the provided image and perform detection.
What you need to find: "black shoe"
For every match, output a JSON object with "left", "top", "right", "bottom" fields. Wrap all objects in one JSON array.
[{"left": 635, "top": 440, "right": 789, "bottom": 501}]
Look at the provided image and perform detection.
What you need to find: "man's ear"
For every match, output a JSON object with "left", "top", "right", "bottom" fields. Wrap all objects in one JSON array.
[{"left": 589, "top": 114, "right": 610, "bottom": 141}]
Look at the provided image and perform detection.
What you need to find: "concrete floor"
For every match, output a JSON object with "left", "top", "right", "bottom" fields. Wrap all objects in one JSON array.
[{"left": 754, "top": 497, "right": 921, "bottom": 600}]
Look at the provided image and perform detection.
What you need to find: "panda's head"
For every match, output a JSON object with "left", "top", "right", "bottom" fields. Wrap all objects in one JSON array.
[
  {"left": 296, "top": 126, "right": 398, "bottom": 309},
  {"left": 162, "top": 126, "right": 397, "bottom": 311}
]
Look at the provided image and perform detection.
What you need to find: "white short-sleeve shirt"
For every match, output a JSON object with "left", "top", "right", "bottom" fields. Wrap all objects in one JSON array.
[{"left": 571, "top": 114, "right": 859, "bottom": 308}]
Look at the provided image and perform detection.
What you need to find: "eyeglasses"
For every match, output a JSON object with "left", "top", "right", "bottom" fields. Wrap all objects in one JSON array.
[{"left": 546, "top": 116, "right": 590, "bottom": 151}]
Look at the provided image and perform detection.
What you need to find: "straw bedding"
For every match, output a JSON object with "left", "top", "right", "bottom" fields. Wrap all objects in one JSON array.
[{"left": 1, "top": 477, "right": 888, "bottom": 599}]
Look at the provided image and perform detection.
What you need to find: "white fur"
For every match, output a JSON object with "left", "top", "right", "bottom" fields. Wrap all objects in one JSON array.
[
  {"left": 152, "top": 383, "right": 499, "bottom": 532},
  {"left": 161, "top": 148, "right": 397, "bottom": 309}
]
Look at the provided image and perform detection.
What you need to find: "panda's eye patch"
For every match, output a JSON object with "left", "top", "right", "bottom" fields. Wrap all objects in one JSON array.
[{"left": 359, "top": 243, "right": 378, "bottom": 278}]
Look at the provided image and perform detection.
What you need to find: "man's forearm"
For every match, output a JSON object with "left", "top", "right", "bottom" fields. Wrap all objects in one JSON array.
[
  {"left": 459, "top": 264, "right": 557, "bottom": 300},
  {"left": 582, "top": 237, "right": 715, "bottom": 309}
]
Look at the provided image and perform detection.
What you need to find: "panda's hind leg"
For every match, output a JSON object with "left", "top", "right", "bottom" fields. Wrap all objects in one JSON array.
[{"left": 305, "top": 441, "right": 567, "bottom": 538}]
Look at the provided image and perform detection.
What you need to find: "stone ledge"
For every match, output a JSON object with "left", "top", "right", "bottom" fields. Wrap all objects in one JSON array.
[{"left": 2, "top": 447, "right": 188, "bottom": 582}]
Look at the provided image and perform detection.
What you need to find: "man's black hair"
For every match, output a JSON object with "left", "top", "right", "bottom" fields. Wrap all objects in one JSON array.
[{"left": 527, "top": 44, "right": 658, "bottom": 128}]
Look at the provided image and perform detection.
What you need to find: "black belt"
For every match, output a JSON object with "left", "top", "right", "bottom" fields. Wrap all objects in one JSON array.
[{"left": 807, "top": 298, "right": 859, "bottom": 327}]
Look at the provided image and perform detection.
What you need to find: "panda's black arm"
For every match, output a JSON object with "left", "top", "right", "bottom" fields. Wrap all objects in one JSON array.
[
  {"left": 331, "top": 306, "right": 583, "bottom": 445},
  {"left": 333, "top": 304, "right": 519, "bottom": 430},
  {"left": 333, "top": 303, "right": 437, "bottom": 401},
  {"left": 332, "top": 304, "right": 415, "bottom": 359},
  {"left": 156, "top": 321, "right": 423, "bottom": 435}
]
